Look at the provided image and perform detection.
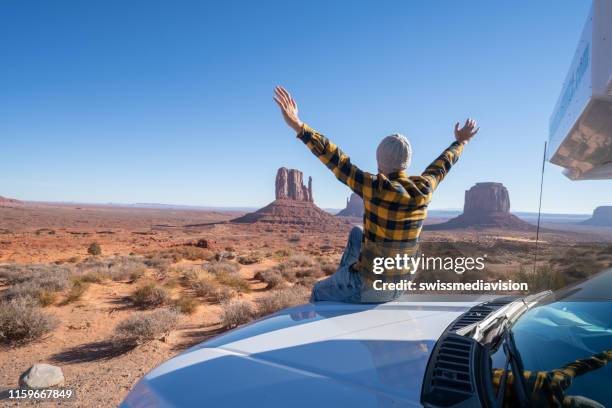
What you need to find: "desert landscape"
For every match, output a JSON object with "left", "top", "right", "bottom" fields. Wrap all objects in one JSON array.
[{"left": 1, "top": 174, "right": 612, "bottom": 407}]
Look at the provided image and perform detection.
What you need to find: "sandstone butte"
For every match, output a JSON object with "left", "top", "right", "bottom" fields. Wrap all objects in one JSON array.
[
  {"left": 582, "top": 206, "right": 612, "bottom": 227},
  {"left": 337, "top": 193, "right": 364, "bottom": 218},
  {"left": 232, "top": 168, "right": 345, "bottom": 226},
  {"left": 427, "top": 182, "right": 535, "bottom": 230}
]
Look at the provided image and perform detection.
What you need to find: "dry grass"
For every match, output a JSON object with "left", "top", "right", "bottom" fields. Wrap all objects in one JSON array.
[
  {"left": 87, "top": 242, "right": 102, "bottom": 256},
  {"left": 216, "top": 271, "right": 250, "bottom": 293},
  {"left": 114, "top": 308, "right": 179, "bottom": 345},
  {"left": 173, "top": 297, "right": 198, "bottom": 315},
  {"left": 1, "top": 264, "right": 72, "bottom": 306},
  {"left": 220, "top": 299, "right": 254, "bottom": 328},
  {"left": 254, "top": 269, "right": 285, "bottom": 289},
  {"left": 237, "top": 252, "right": 263, "bottom": 265},
  {"left": 184, "top": 269, "right": 237, "bottom": 303},
  {"left": 259, "top": 254, "right": 323, "bottom": 285},
  {"left": 189, "top": 272, "right": 219, "bottom": 296},
  {"left": 76, "top": 256, "right": 148, "bottom": 282},
  {"left": 37, "top": 290, "right": 58, "bottom": 307},
  {"left": 516, "top": 264, "right": 567, "bottom": 292},
  {"left": 256, "top": 286, "right": 310, "bottom": 316},
  {"left": 0, "top": 299, "right": 58, "bottom": 345},
  {"left": 61, "top": 280, "right": 90, "bottom": 304},
  {"left": 0, "top": 264, "right": 72, "bottom": 288},
  {"left": 205, "top": 261, "right": 239, "bottom": 276},
  {"left": 147, "top": 247, "right": 215, "bottom": 264},
  {"left": 131, "top": 283, "right": 171, "bottom": 309}
]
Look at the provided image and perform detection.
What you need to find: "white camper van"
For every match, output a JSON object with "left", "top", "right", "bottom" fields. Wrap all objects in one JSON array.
[{"left": 548, "top": 0, "right": 612, "bottom": 180}]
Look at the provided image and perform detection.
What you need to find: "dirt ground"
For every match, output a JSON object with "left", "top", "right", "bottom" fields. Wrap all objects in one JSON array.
[{"left": 1, "top": 203, "right": 611, "bottom": 407}]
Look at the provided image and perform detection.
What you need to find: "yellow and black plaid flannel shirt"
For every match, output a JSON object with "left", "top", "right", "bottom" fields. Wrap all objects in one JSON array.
[{"left": 297, "top": 124, "right": 464, "bottom": 287}]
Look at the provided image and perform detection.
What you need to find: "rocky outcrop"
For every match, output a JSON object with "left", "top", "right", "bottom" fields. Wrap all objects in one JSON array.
[
  {"left": 0, "top": 195, "right": 22, "bottom": 206},
  {"left": 275, "top": 168, "right": 313, "bottom": 202},
  {"left": 233, "top": 168, "right": 342, "bottom": 226},
  {"left": 427, "top": 182, "right": 534, "bottom": 230},
  {"left": 582, "top": 206, "right": 612, "bottom": 227},
  {"left": 337, "top": 193, "right": 364, "bottom": 218}
]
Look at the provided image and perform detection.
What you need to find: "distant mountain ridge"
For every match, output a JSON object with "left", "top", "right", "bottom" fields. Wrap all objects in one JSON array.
[{"left": 0, "top": 195, "right": 22, "bottom": 206}]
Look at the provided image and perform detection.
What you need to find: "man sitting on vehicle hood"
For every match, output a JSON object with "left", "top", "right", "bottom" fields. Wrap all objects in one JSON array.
[{"left": 273, "top": 86, "right": 479, "bottom": 303}]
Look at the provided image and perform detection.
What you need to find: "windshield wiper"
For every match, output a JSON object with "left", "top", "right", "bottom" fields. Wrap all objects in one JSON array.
[
  {"left": 496, "top": 329, "right": 529, "bottom": 408},
  {"left": 456, "top": 290, "right": 552, "bottom": 344}
]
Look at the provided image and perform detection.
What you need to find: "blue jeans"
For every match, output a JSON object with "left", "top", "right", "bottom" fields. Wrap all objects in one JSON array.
[{"left": 310, "top": 226, "right": 363, "bottom": 303}]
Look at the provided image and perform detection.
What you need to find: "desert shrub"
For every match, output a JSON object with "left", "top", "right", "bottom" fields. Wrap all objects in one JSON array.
[
  {"left": 214, "top": 251, "right": 235, "bottom": 261},
  {"left": 76, "top": 256, "right": 147, "bottom": 282},
  {"left": 66, "top": 256, "right": 80, "bottom": 264},
  {"left": 190, "top": 272, "right": 220, "bottom": 297},
  {"left": 286, "top": 254, "right": 316, "bottom": 268},
  {"left": 62, "top": 280, "right": 89, "bottom": 304},
  {"left": 77, "top": 271, "right": 105, "bottom": 284},
  {"left": 287, "top": 235, "right": 301, "bottom": 243},
  {"left": 114, "top": 308, "right": 179, "bottom": 345},
  {"left": 220, "top": 299, "right": 254, "bottom": 328},
  {"left": 3, "top": 282, "right": 49, "bottom": 304},
  {"left": 0, "top": 264, "right": 72, "bottom": 287},
  {"left": 131, "top": 283, "right": 170, "bottom": 308},
  {"left": 147, "top": 247, "right": 214, "bottom": 264},
  {"left": 174, "top": 297, "right": 198, "bottom": 315},
  {"left": 189, "top": 272, "right": 236, "bottom": 302},
  {"left": 274, "top": 248, "right": 292, "bottom": 258},
  {"left": 216, "top": 271, "right": 250, "bottom": 293},
  {"left": 254, "top": 269, "right": 285, "bottom": 289},
  {"left": 0, "top": 299, "right": 58, "bottom": 345},
  {"left": 210, "top": 286, "right": 236, "bottom": 302},
  {"left": 256, "top": 286, "right": 310, "bottom": 316},
  {"left": 320, "top": 262, "right": 337, "bottom": 276},
  {"left": 267, "top": 255, "right": 321, "bottom": 283},
  {"left": 107, "top": 256, "right": 148, "bottom": 281},
  {"left": 37, "top": 290, "right": 58, "bottom": 307},
  {"left": 516, "top": 264, "right": 567, "bottom": 292},
  {"left": 143, "top": 255, "right": 172, "bottom": 271},
  {"left": 87, "top": 242, "right": 102, "bottom": 256},
  {"left": 237, "top": 252, "right": 263, "bottom": 265},
  {"left": 1, "top": 265, "right": 72, "bottom": 306},
  {"left": 178, "top": 265, "right": 205, "bottom": 283},
  {"left": 205, "top": 261, "right": 239, "bottom": 276}
]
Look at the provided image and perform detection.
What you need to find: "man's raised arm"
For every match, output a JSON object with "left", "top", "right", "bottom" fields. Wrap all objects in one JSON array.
[
  {"left": 415, "top": 118, "right": 479, "bottom": 193},
  {"left": 273, "top": 86, "right": 373, "bottom": 197}
]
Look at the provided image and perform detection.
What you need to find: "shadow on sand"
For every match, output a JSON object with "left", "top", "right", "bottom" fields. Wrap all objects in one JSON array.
[{"left": 50, "top": 340, "right": 136, "bottom": 364}]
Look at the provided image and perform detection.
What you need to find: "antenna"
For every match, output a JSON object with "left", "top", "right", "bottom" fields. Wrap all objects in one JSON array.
[{"left": 533, "top": 141, "right": 547, "bottom": 274}]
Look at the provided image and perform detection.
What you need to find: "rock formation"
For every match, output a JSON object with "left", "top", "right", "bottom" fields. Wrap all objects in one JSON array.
[
  {"left": 0, "top": 195, "right": 22, "bottom": 206},
  {"left": 463, "top": 182, "right": 510, "bottom": 213},
  {"left": 275, "top": 167, "right": 313, "bottom": 202},
  {"left": 427, "top": 182, "right": 535, "bottom": 230},
  {"left": 232, "top": 168, "right": 342, "bottom": 226},
  {"left": 582, "top": 206, "right": 612, "bottom": 227},
  {"left": 337, "top": 193, "right": 364, "bottom": 218}
]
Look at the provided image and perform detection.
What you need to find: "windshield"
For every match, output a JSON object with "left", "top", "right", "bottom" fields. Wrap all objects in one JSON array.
[{"left": 490, "top": 300, "right": 612, "bottom": 406}]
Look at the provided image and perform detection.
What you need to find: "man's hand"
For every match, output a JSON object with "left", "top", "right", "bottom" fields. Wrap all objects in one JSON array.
[
  {"left": 454, "top": 118, "right": 480, "bottom": 145},
  {"left": 274, "top": 86, "right": 303, "bottom": 133}
]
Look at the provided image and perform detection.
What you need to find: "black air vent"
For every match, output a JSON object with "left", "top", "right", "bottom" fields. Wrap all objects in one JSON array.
[
  {"left": 430, "top": 334, "right": 473, "bottom": 393},
  {"left": 421, "top": 333, "right": 476, "bottom": 407}
]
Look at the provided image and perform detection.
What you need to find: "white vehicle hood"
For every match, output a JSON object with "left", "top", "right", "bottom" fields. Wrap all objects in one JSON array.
[{"left": 121, "top": 300, "right": 483, "bottom": 408}]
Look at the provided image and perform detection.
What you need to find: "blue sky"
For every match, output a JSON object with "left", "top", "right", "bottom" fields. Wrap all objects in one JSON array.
[{"left": 0, "top": 0, "right": 608, "bottom": 214}]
